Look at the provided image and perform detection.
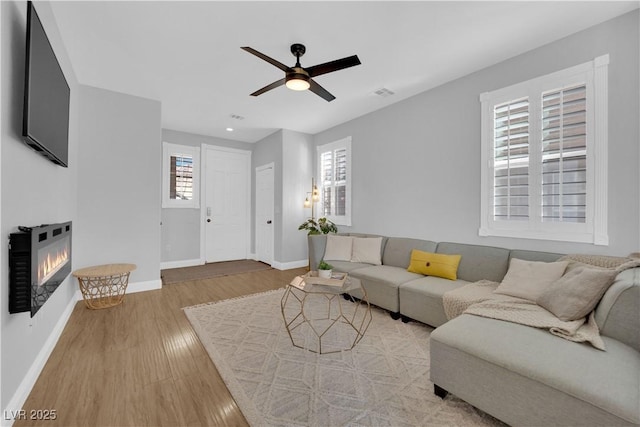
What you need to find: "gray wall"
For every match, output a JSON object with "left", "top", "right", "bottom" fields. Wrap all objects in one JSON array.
[
  {"left": 252, "top": 130, "right": 284, "bottom": 260},
  {"left": 75, "top": 85, "right": 161, "bottom": 284},
  {"left": 160, "top": 128, "right": 253, "bottom": 265},
  {"left": 1, "top": 0, "right": 79, "bottom": 412},
  {"left": 251, "top": 130, "right": 314, "bottom": 266},
  {"left": 314, "top": 10, "right": 639, "bottom": 257},
  {"left": 281, "top": 130, "right": 314, "bottom": 264}
]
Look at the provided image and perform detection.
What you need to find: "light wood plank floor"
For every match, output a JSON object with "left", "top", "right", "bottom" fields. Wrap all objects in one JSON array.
[{"left": 15, "top": 266, "right": 307, "bottom": 427}]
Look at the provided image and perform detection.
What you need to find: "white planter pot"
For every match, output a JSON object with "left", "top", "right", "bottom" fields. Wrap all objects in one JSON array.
[{"left": 318, "top": 269, "right": 332, "bottom": 279}]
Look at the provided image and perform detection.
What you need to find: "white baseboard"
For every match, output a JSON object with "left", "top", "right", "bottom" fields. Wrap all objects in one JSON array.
[
  {"left": 160, "top": 258, "right": 202, "bottom": 270},
  {"left": 2, "top": 295, "right": 77, "bottom": 427},
  {"left": 271, "top": 259, "right": 308, "bottom": 270}
]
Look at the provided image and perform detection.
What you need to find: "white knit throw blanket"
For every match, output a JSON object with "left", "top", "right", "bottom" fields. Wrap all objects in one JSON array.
[{"left": 442, "top": 254, "right": 640, "bottom": 351}]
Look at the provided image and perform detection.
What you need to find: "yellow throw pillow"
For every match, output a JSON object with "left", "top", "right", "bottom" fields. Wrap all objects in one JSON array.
[{"left": 407, "top": 250, "right": 462, "bottom": 280}]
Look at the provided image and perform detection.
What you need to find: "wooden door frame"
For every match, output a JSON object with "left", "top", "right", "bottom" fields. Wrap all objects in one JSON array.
[
  {"left": 255, "top": 163, "right": 275, "bottom": 265},
  {"left": 199, "top": 144, "right": 252, "bottom": 264}
]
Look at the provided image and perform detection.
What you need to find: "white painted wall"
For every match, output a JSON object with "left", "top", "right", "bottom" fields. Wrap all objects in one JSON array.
[
  {"left": 1, "top": 0, "right": 79, "bottom": 416},
  {"left": 313, "top": 10, "right": 639, "bottom": 257}
]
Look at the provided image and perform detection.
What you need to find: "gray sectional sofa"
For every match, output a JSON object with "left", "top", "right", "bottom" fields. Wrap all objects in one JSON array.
[{"left": 307, "top": 233, "right": 640, "bottom": 427}]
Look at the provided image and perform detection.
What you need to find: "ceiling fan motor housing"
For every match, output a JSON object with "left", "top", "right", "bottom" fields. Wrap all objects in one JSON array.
[{"left": 290, "top": 43, "right": 306, "bottom": 58}]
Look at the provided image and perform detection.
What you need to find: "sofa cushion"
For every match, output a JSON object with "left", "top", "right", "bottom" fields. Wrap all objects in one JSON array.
[
  {"left": 494, "top": 258, "right": 568, "bottom": 301},
  {"left": 399, "top": 276, "right": 469, "bottom": 327},
  {"left": 323, "top": 234, "right": 353, "bottom": 261},
  {"left": 537, "top": 267, "right": 618, "bottom": 321},
  {"left": 349, "top": 265, "right": 424, "bottom": 312},
  {"left": 327, "top": 260, "right": 372, "bottom": 274},
  {"left": 351, "top": 237, "right": 383, "bottom": 265},
  {"left": 509, "top": 249, "right": 564, "bottom": 263},
  {"left": 407, "top": 250, "right": 461, "bottom": 280},
  {"left": 595, "top": 268, "right": 640, "bottom": 352},
  {"left": 436, "top": 242, "right": 510, "bottom": 283},
  {"left": 431, "top": 314, "right": 640, "bottom": 425},
  {"left": 382, "top": 237, "right": 437, "bottom": 269}
]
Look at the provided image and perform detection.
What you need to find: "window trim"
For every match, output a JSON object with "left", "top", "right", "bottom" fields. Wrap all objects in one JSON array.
[
  {"left": 317, "top": 137, "right": 352, "bottom": 226},
  {"left": 162, "top": 142, "right": 200, "bottom": 209},
  {"left": 479, "top": 55, "right": 609, "bottom": 245}
]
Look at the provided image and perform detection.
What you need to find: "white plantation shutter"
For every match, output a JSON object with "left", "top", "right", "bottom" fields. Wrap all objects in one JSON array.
[
  {"left": 480, "top": 55, "right": 609, "bottom": 244},
  {"left": 493, "top": 98, "right": 529, "bottom": 221},
  {"left": 320, "top": 150, "right": 333, "bottom": 215},
  {"left": 170, "top": 154, "right": 194, "bottom": 200},
  {"left": 318, "top": 137, "right": 352, "bottom": 225},
  {"left": 541, "top": 84, "right": 587, "bottom": 223}
]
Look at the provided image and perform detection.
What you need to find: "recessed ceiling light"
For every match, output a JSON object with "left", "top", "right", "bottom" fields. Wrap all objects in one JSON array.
[{"left": 226, "top": 127, "right": 234, "bottom": 132}]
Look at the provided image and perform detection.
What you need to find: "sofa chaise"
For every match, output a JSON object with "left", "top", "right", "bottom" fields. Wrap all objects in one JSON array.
[{"left": 307, "top": 233, "right": 640, "bottom": 427}]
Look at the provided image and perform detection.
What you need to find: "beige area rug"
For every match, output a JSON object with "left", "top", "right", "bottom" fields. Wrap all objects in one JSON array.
[
  {"left": 161, "top": 260, "right": 272, "bottom": 285},
  {"left": 183, "top": 289, "right": 504, "bottom": 426}
]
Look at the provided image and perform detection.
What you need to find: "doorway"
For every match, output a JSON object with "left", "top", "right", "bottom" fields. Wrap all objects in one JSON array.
[
  {"left": 255, "top": 163, "right": 274, "bottom": 265},
  {"left": 202, "top": 145, "right": 251, "bottom": 263}
]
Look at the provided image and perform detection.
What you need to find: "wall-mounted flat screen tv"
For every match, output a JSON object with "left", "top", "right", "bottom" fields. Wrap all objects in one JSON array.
[{"left": 22, "top": 1, "right": 70, "bottom": 167}]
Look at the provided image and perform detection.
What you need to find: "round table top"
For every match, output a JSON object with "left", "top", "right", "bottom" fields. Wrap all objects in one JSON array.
[{"left": 73, "top": 263, "right": 137, "bottom": 278}]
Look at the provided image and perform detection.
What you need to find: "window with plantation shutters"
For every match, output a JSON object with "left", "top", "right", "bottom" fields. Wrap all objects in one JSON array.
[
  {"left": 480, "top": 55, "right": 609, "bottom": 245},
  {"left": 318, "top": 137, "right": 352, "bottom": 226},
  {"left": 162, "top": 142, "right": 200, "bottom": 208},
  {"left": 170, "top": 154, "right": 194, "bottom": 201}
]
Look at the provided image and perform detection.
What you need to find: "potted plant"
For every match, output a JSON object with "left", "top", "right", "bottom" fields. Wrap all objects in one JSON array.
[
  {"left": 298, "top": 217, "right": 338, "bottom": 235},
  {"left": 317, "top": 260, "right": 333, "bottom": 278}
]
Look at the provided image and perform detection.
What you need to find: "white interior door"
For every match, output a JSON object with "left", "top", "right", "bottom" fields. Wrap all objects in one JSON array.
[
  {"left": 204, "top": 146, "right": 250, "bottom": 263},
  {"left": 255, "top": 164, "right": 274, "bottom": 265}
]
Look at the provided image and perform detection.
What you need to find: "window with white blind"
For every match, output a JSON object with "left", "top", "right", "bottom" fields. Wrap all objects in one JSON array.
[
  {"left": 318, "top": 137, "right": 352, "bottom": 226},
  {"left": 162, "top": 142, "right": 200, "bottom": 208},
  {"left": 479, "top": 55, "right": 609, "bottom": 245}
]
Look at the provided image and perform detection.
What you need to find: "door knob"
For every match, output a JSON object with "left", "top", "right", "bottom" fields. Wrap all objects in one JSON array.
[
  {"left": 267, "top": 220, "right": 272, "bottom": 224},
  {"left": 207, "top": 218, "right": 211, "bottom": 223}
]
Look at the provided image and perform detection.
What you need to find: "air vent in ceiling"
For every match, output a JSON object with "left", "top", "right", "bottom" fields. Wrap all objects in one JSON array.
[{"left": 373, "top": 88, "right": 395, "bottom": 97}]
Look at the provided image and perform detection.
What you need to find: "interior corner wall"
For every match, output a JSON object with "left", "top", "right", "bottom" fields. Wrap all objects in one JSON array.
[
  {"left": 1, "top": 0, "right": 79, "bottom": 415},
  {"left": 160, "top": 128, "right": 253, "bottom": 266},
  {"left": 75, "top": 85, "right": 162, "bottom": 289},
  {"left": 313, "top": 10, "right": 640, "bottom": 257},
  {"left": 252, "top": 130, "right": 284, "bottom": 261}
]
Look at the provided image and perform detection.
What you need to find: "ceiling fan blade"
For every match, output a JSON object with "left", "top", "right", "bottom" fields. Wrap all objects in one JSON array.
[
  {"left": 308, "top": 79, "right": 336, "bottom": 102},
  {"left": 241, "top": 47, "right": 290, "bottom": 72},
  {"left": 306, "top": 55, "right": 361, "bottom": 78},
  {"left": 250, "top": 78, "right": 286, "bottom": 97}
]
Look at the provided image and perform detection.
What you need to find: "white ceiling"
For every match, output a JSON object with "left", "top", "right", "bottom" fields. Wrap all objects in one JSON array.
[{"left": 50, "top": 1, "right": 638, "bottom": 143}]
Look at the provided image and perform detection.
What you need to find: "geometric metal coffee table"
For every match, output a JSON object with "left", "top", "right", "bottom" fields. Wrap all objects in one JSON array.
[{"left": 281, "top": 272, "right": 372, "bottom": 354}]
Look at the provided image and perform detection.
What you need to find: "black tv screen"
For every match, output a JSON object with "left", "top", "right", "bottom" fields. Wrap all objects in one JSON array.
[{"left": 22, "top": 1, "right": 70, "bottom": 167}]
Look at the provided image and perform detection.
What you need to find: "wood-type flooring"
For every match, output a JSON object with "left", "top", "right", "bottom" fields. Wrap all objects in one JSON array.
[{"left": 14, "top": 267, "right": 307, "bottom": 427}]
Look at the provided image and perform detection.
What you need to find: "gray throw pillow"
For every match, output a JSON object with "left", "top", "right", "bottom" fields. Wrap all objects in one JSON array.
[{"left": 536, "top": 267, "right": 618, "bottom": 321}]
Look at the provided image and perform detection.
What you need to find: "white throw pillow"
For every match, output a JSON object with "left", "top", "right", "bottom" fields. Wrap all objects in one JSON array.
[
  {"left": 323, "top": 235, "right": 353, "bottom": 261},
  {"left": 494, "top": 258, "right": 568, "bottom": 301},
  {"left": 351, "top": 237, "right": 383, "bottom": 265}
]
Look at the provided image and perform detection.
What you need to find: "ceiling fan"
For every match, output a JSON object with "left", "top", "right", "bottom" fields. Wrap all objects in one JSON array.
[{"left": 241, "top": 43, "right": 361, "bottom": 102}]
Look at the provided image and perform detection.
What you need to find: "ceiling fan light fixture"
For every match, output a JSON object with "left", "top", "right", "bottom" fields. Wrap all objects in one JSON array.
[{"left": 285, "top": 70, "right": 310, "bottom": 91}]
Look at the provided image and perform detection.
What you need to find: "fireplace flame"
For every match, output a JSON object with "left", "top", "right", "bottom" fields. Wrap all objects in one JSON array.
[{"left": 38, "top": 245, "right": 69, "bottom": 287}]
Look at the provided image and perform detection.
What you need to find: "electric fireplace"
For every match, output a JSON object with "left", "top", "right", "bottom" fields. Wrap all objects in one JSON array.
[{"left": 9, "top": 222, "right": 72, "bottom": 317}]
